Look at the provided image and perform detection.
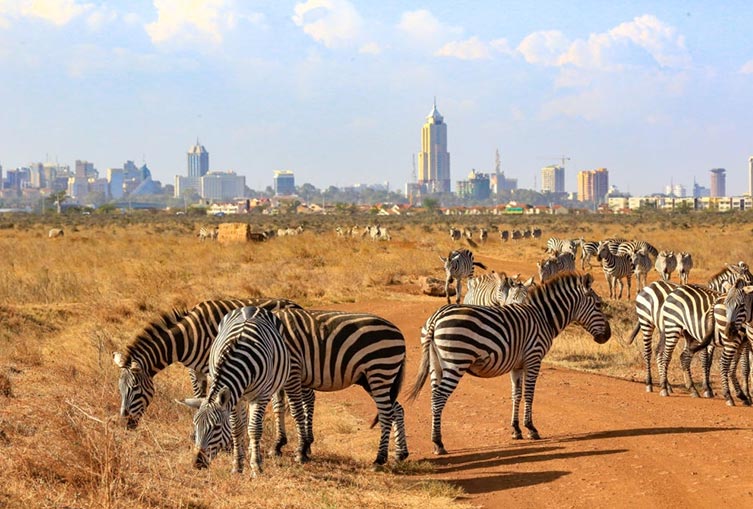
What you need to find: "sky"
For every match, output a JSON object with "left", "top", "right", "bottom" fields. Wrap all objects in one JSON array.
[{"left": 1, "top": 0, "right": 752, "bottom": 196}]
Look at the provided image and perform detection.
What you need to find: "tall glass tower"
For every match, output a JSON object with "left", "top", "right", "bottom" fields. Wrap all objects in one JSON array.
[
  {"left": 417, "top": 99, "right": 451, "bottom": 194},
  {"left": 187, "top": 139, "right": 209, "bottom": 177}
]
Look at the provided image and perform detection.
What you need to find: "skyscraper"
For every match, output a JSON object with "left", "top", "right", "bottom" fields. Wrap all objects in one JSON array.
[
  {"left": 187, "top": 139, "right": 209, "bottom": 178},
  {"left": 417, "top": 99, "right": 451, "bottom": 194},
  {"left": 274, "top": 170, "right": 296, "bottom": 196},
  {"left": 710, "top": 168, "right": 726, "bottom": 197},
  {"left": 577, "top": 168, "right": 609, "bottom": 204},
  {"left": 541, "top": 165, "right": 565, "bottom": 193}
]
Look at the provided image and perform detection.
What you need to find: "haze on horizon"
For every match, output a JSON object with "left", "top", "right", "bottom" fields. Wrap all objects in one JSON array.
[{"left": 1, "top": 0, "right": 752, "bottom": 196}]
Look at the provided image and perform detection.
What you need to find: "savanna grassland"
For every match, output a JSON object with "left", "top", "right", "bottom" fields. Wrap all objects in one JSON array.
[{"left": 1, "top": 210, "right": 752, "bottom": 509}]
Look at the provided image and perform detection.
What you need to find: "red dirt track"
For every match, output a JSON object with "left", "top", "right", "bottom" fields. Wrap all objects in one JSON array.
[{"left": 322, "top": 298, "right": 753, "bottom": 509}]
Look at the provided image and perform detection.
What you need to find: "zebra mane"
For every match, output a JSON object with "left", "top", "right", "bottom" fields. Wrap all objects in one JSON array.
[
  {"left": 527, "top": 271, "right": 586, "bottom": 302},
  {"left": 121, "top": 307, "right": 191, "bottom": 364}
]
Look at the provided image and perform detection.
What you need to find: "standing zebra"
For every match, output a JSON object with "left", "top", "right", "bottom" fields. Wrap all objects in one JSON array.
[
  {"left": 499, "top": 230, "right": 510, "bottom": 242},
  {"left": 631, "top": 248, "right": 653, "bottom": 289},
  {"left": 449, "top": 227, "right": 461, "bottom": 241},
  {"left": 596, "top": 242, "right": 634, "bottom": 299},
  {"left": 578, "top": 238, "right": 599, "bottom": 271},
  {"left": 463, "top": 272, "right": 535, "bottom": 307},
  {"left": 706, "top": 262, "right": 753, "bottom": 292},
  {"left": 113, "top": 298, "right": 301, "bottom": 429},
  {"left": 676, "top": 252, "right": 693, "bottom": 285},
  {"left": 626, "top": 280, "right": 678, "bottom": 392},
  {"left": 654, "top": 251, "right": 677, "bottom": 282},
  {"left": 617, "top": 240, "right": 659, "bottom": 259},
  {"left": 545, "top": 237, "right": 577, "bottom": 256},
  {"left": 272, "top": 308, "right": 408, "bottom": 467},
  {"left": 181, "top": 306, "right": 290, "bottom": 475},
  {"left": 198, "top": 226, "right": 218, "bottom": 241},
  {"left": 537, "top": 252, "right": 576, "bottom": 283},
  {"left": 407, "top": 273, "right": 610, "bottom": 454},
  {"left": 478, "top": 228, "right": 489, "bottom": 244},
  {"left": 440, "top": 248, "right": 487, "bottom": 304}
]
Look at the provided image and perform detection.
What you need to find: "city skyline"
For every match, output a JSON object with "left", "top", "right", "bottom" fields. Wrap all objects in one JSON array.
[{"left": 1, "top": 1, "right": 752, "bottom": 196}]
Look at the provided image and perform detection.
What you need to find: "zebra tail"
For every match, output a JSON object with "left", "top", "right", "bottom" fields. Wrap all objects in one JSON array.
[
  {"left": 690, "top": 312, "right": 716, "bottom": 353},
  {"left": 625, "top": 323, "right": 641, "bottom": 345},
  {"left": 370, "top": 356, "right": 406, "bottom": 429},
  {"left": 406, "top": 320, "right": 441, "bottom": 403},
  {"left": 474, "top": 261, "right": 488, "bottom": 270}
]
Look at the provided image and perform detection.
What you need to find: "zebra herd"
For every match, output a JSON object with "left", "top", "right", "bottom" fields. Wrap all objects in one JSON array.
[
  {"left": 335, "top": 224, "right": 391, "bottom": 240},
  {"left": 449, "top": 226, "right": 542, "bottom": 243}
]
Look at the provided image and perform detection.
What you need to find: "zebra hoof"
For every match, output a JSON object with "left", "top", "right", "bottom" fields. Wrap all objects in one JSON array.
[
  {"left": 703, "top": 390, "right": 714, "bottom": 399},
  {"left": 659, "top": 389, "right": 669, "bottom": 397},
  {"left": 645, "top": 385, "right": 653, "bottom": 393},
  {"left": 395, "top": 451, "right": 409, "bottom": 462},
  {"left": 726, "top": 399, "right": 736, "bottom": 407},
  {"left": 296, "top": 454, "right": 311, "bottom": 464},
  {"left": 433, "top": 444, "right": 447, "bottom": 455},
  {"left": 527, "top": 430, "right": 540, "bottom": 440},
  {"left": 511, "top": 431, "right": 523, "bottom": 440},
  {"left": 372, "top": 462, "right": 386, "bottom": 473},
  {"left": 689, "top": 390, "right": 700, "bottom": 398}
]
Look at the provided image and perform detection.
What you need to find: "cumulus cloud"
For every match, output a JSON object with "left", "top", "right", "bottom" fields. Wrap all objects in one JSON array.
[
  {"left": 292, "top": 0, "right": 363, "bottom": 48},
  {"left": 435, "top": 36, "right": 491, "bottom": 60},
  {"left": 146, "top": 0, "right": 263, "bottom": 46},
  {"left": 740, "top": 60, "right": 753, "bottom": 74},
  {"left": 397, "top": 9, "right": 461, "bottom": 47},
  {"left": 517, "top": 30, "right": 570, "bottom": 66},
  {"left": 0, "top": 0, "right": 92, "bottom": 27},
  {"left": 359, "top": 42, "right": 381, "bottom": 55}
]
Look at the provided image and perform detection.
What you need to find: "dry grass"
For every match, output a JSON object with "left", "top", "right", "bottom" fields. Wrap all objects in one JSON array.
[{"left": 2, "top": 212, "right": 753, "bottom": 508}]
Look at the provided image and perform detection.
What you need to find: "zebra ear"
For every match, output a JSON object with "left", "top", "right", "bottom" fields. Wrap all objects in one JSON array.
[
  {"left": 523, "top": 276, "right": 534, "bottom": 286},
  {"left": 177, "top": 398, "right": 204, "bottom": 409},
  {"left": 113, "top": 352, "right": 127, "bottom": 368},
  {"left": 217, "top": 386, "right": 232, "bottom": 408},
  {"left": 742, "top": 285, "right": 753, "bottom": 294},
  {"left": 582, "top": 273, "right": 594, "bottom": 289},
  {"left": 130, "top": 361, "right": 142, "bottom": 373}
]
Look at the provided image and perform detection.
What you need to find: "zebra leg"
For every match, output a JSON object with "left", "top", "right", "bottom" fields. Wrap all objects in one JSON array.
[
  {"left": 302, "top": 388, "right": 316, "bottom": 456},
  {"left": 700, "top": 345, "right": 714, "bottom": 398},
  {"left": 740, "top": 343, "right": 752, "bottom": 403},
  {"left": 271, "top": 389, "right": 287, "bottom": 456},
  {"left": 247, "top": 397, "right": 271, "bottom": 477},
  {"left": 719, "top": 347, "right": 736, "bottom": 406},
  {"left": 455, "top": 278, "right": 463, "bottom": 304},
  {"left": 510, "top": 368, "right": 524, "bottom": 440},
  {"left": 367, "top": 382, "right": 395, "bottom": 468},
  {"left": 729, "top": 345, "right": 750, "bottom": 406},
  {"left": 522, "top": 362, "right": 542, "bottom": 440},
  {"left": 230, "top": 401, "right": 249, "bottom": 474},
  {"left": 445, "top": 276, "right": 452, "bottom": 305},
  {"left": 658, "top": 331, "right": 678, "bottom": 397},
  {"left": 391, "top": 401, "right": 409, "bottom": 461},
  {"left": 679, "top": 334, "right": 700, "bottom": 398},
  {"left": 283, "top": 382, "right": 312, "bottom": 463},
  {"left": 641, "top": 326, "right": 654, "bottom": 392},
  {"left": 430, "top": 375, "right": 458, "bottom": 455}
]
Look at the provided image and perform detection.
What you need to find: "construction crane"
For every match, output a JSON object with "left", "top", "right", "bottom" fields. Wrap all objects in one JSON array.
[{"left": 538, "top": 155, "right": 571, "bottom": 168}]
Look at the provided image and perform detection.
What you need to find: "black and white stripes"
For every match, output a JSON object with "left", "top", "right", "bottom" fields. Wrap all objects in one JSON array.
[{"left": 440, "top": 248, "right": 487, "bottom": 304}]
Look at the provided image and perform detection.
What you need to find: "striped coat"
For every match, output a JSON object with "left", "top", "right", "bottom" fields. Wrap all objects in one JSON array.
[
  {"left": 597, "top": 242, "right": 634, "bottom": 299},
  {"left": 440, "top": 249, "right": 487, "bottom": 304},
  {"left": 407, "top": 273, "right": 611, "bottom": 454}
]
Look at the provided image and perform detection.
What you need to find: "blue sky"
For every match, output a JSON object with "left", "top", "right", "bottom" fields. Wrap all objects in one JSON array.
[{"left": 1, "top": 0, "right": 752, "bottom": 195}]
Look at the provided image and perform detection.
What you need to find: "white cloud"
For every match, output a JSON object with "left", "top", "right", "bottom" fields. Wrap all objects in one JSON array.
[
  {"left": 436, "top": 36, "right": 490, "bottom": 60},
  {"left": 397, "top": 9, "right": 461, "bottom": 47},
  {"left": 359, "top": 42, "right": 381, "bottom": 55},
  {"left": 0, "top": 0, "right": 92, "bottom": 27},
  {"left": 86, "top": 6, "right": 119, "bottom": 31},
  {"left": 292, "top": 0, "right": 363, "bottom": 49},
  {"left": 739, "top": 60, "right": 753, "bottom": 74},
  {"left": 517, "top": 30, "right": 570, "bottom": 66},
  {"left": 608, "top": 15, "right": 690, "bottom": 68},
  {"left": 146, "top": 0, "right": 262, "bottom": 46}
]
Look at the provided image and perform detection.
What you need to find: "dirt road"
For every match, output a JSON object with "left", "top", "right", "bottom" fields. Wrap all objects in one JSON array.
[{"left": 322, "top": 298, "right": 753, "bottom": 509}]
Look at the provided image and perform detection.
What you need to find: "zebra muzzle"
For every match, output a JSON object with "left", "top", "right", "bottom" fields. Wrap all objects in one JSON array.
[{"left": 193, "top": 448, "right": 210, "bottom": 470}]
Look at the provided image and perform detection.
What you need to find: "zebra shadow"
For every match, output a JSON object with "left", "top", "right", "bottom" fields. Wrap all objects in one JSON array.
[
  {"left": 427, "top": 446, "right": 627, "bottom": 474},
  {"left": 444, "top": 470, "right": 570, "bottom": 495},
  {"left": 556, "top": 426, "right": 738, "bottom": 443}
]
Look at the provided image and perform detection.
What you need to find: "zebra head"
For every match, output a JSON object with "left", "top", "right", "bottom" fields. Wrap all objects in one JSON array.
[
  {"left": 181, "top": 386, "right": 234, "bottom": 470},
  {"left": 572, "top": 273, "right": 611, "bottom": 344},
  {"left": 113, "top": 352, "right": 154, "bottom": 430},
  {"left": 721, "top": 280, "right": 753, "bottom": 341}
]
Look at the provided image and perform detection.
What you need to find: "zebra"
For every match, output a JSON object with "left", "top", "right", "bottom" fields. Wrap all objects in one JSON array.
[
  {"left": 596, "top": 242, "right": 634, "bottom": 299},
  {"left": 676, "top": 252, "right": 693, "bottom": 285},
  {"left": 656, "top": 283, "right": 753, "bottom": 399},
  {"left": 706, "top": 262, "right": 753, "bottom": 292},
  {"left": 449, "top": 227, "right": 461, "bottom": 241},
  {"left": 537, "top": 252, "right": 576, "bottom": 283},
  {"left": 617, "top": 240, "right": 659, "bottom": 259},
  {"left": 499, "top": 230, "right": 510, "bottom": 242},
  {"left": 198, "top": 226, "right": 218, "bottom": 241},
  {"left": 113, "top": 297, "right": 302, "bottom": 429},
  {"left": 48, "top": 228, "right": 64, "bottom": 238},
  {"left": 463, "top": 227, "right": 473, "bottom": 240},
  {"left": 270, "top": 308, "right": 408, "bottom": 467},
  {"left": 654, "top": 251, "right": 677, "bottom": 282},
  {"left": 602, "top": 238, "right": 628, "bottom": 255},
  {"left": 545, "top": 237, "right": 577, "bottom": 256},
  {"left": 463, "top": 272, "right": 534, "bottom": 307},
  {"left": 626, "top": 280, "right": 678, "bottom": 392},
  {"left": 180, "top": 306, "right": 290, "bottom": 475},
  {"left": 506, "top": 275, "right": 536, "bottom": 304},
  {"left": 440, "top": 249, "right": 487, "bottom": 304},
  {"left": 406, "top": 273, "right": 610, "bottom": 454},
  {"left": 578, "top": 238, "right": 599, "bottom": 271},
  {"left": 478, "top": 228, "right": 489, "bottom": 244},
  {"left": 511, "top": 230, "right": 523, "bottom": 241},
  {"left": 531, "top": 227, "right": 542, "bottom": 239},
  {"left": 631, "top": 248, "right": 653, "bottom": 289}
]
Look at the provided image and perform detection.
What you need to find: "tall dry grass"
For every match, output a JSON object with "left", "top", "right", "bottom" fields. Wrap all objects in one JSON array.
[{"left": 2, "top": 212, "right": 752, "bottom": 508}]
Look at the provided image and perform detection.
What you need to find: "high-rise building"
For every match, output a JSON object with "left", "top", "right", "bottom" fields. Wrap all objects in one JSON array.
[
  {"left": 710, "top": 168, "right": 726, "bottom": 197},
  {"left": 541, "top": 165, "right": 565, "bottom": 193},
  {"left": 273, "top": 170, "right": 296, "bottom": 196},
  {"left": 456, "top": 169, "right": 490, "bottom": 200},
  {"left": 107, "top": 168, "right": 125, "bottom": 199},
  {"left": 187, "top": 139, "right": 209, "bottom": 178},
  {"left": 577, "top": 168, "right": 609, "bottom": 204},
  {"left": 201, "top": 171, "right": 245, "bottom": 201},
  {"left": 417, "top": 99, "right": 451, "bottom": 194},
  {"left": 748, "top": 157, "right": 753, "bottom": 197}
]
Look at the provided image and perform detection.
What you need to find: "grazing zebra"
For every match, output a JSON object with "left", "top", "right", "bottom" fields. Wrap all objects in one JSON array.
[
  {"left": 676, "top": 252, "right": 693, "bottom": 285},
  {"left": 478, "top": 228, "right": 489, "bottom": 244},
  {"left": 48, "top": 228, "right": 64, "bottom": 238},
  {"left": 463, "top": 272, "right": 534, "bottom": 307},
  {"left": 578, "top": 238, "right": 599, "bottom": 271},
  {"left": 512, "top": 230, "right": 523, "bottom": 241},
  {"left": 617, "top": 240, "right": 659, "bottom": 259},
  {"left": 500, "top": 230, "right": 510, "bottom": 242},
  {"left": 181, "top": 306, "right": 290, "bottom": 475},
  {"left": 596, "top": 242, "right": 634, "bottom": 299},
  {"left": 654, "top": 251, "right": 677, "bottom": 282},
  {"left": 272, "top": 308, "right": 408, "bottom": 467},
  {"left": 631, "top": 248, "right": 653, "bottom": 289},
  {"left": 449, "top": 227, "right": 461, "bottom": 241},
  {"left": 199, "top": 226, "right": 219, "bottom": 241},
  {"left": 407, "top": 273, "right": 610, "bottom": 454},
  {"left": 706, "top": 262, "right": 753, "bottom": 292},
  {"left": 626, "top": 280, "right": 678, "bottom": 392},
  {"left": 440, "top": 249, "right": 487, "bottom": 304},
  {"left": 463, "top": 227, "right": 473, "bottom": 240},
  {"left": 656, "top": 283, "right": 752, "bottom": 398},
  {"left": 537, "top": 252, "right": 576, "bottom": 283},
  {"left": 545, "top": 237, "right": 577, "bottom": 255},
  {"left": 113, "top": 298, "right": 302, "bottom": 429},
  {"left": 531, "top": 227, "right": 542, "bottom": 239}
]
